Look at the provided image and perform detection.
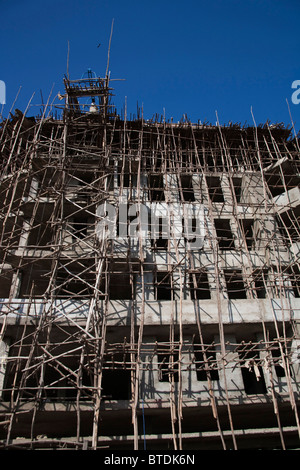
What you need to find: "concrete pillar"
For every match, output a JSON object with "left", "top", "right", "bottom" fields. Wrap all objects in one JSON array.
[
  {"left": 166, "top": 174, "right": 179, "bottom": 203},
  {"left": 9, "top": 271, "right": 22, "bottom": 298},
  {"left": 214, "top": 334, "right": 244, "bottom": 396},
  {"left": 19, "top": 219, "right": 31, "bottom": 248},
  {"left": 0, "top": 339, "right": 9, "bottom": 399},
  {"left": 139, "top": 336, "right": 156, "bottom": 401},
  {"left": 29, "top": 177, "right": 39, "bottom": 199}
]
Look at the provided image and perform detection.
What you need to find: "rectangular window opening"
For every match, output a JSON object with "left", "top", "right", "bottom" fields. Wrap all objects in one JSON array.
[
  {"left": 214, "top": 219, "right": 235, "bottom": 250},
  {"left": 149, "top": 174, "right": 165, "bottom": 201},
  {"left": 253, "top": 269, "right": 268, "bottom": 299},
  {"left": 102, "top": 353, "right": 132, "bottom": 400},
  {"left": 189, "top": 270, "right": 211, "bottom": 299},
  {"left": 224, "top": 270, "right": 247, "bottom": 299},
  {"left": 194, "top": 344, "right": 219, "bottom": 381},
  {"left": 266, "top": 161, "right": 300, "bottom": 198},
  {"left": 109, "top": 270, "right": 134, "bottom": 300},
  {"left": 238, "top": 345, "right": 267, "bottom": 395},
  {"left": 180, "top": 175, "right": 195, "bottom": 202},
  {"left": 206, "top": 176, "right": 224, "bottom": 202},
  {"left": 156, "top": 271, "right": 172, "bottom": 300}
]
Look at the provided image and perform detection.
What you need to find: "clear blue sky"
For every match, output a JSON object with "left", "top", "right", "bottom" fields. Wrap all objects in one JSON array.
[{"left": 1, "top": 0, "right": 300, "bottom": 132}]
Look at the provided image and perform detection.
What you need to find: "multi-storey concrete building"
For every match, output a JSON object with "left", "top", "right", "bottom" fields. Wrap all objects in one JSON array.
[{"left": 0, "top": 70, "right": 299, "bottom": 450}]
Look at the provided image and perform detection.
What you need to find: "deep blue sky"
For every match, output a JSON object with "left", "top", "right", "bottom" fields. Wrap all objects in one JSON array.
[{"left": 1, "top": 0, "right": 300, "bottom": 132}]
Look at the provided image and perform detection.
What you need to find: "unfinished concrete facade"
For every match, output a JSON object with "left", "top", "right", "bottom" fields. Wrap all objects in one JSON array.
[{"left": 0, "top": 70, "right": 300, "bottom": 450}]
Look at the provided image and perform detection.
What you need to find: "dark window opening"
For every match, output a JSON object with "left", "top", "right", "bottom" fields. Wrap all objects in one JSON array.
[
  {"left": 206, "top": 176, "right": 224, "bottom": 202},
  {"left": 271, "top": 344, "right": 286, "bottom": 378},
  {"left": 182, "top": 217, "right": 199, "bottom": 243},
  {"left": 253, "top": 269, "right": 268, "bottom": 299},
  {"left": 56, "top": 276, "right": 93, "bottom": 298},
  {"left": 214, "top": 219, "right": 235, "bottom": 250},
  {"left": 266, "top": 161, "right": 300, "bottom": 197},
  {"left": 109, "top": 272, "right": 134, "bottom": 300},
  {"left": 149, "top": 174, "right": 165, "bottom": 201},
  {"left": 107, "top": 174, "right": 114, "bottom": 191},
  {"left": 72, "top": 217, "right": 88, "bottom": 241},
  {"left": 158, "top": 347, "right": 179, "bottom": 382},
  {"left": 151, "top": 237, "right": 168, "bottom": 249},
  {"left": 101, "top": 370, "right": 131, "bottom": 399},
  {"left": 151, "top": 216, "right": 169, "bottom": 249},
  {"left": 27, "top": 220, "right": 53, "bottom": 247},
  {"left": 0, "top": 272, "right": 13, "bottom": 298},
  {"left": 55, "top": 264, "right": 95, "bottom": 298},
  {"left": 224, "top": 270, "right": 247, "bottom": 299},
  {"left": 189, "top": 271, "right": 211, "bottom": 299},
  {"left": 3, "top": 361, "right": 92, "bottom": 402},
  {"left": 240, "top": 219, "right": 254, "bottom": 250},
  {"left": 194, "top": 345, "right": 219, "bottom": 381},
  {"left": 117, "top": 164, "right": 137, "bottom": 188},
  {"left": 179, "top": 175, "right": 195, "bottom": 202},
  {"left": 19, "top": 269, "right": 50, "bottom": 298},
  {"left": 101, "top": 352, "right": 132, "bottom": 400},
  {"left": 276, "top": 206, "right": 300, "bottom": 243},
  {"left": 156, "top": 272, "right": 172, "bottom": 300},
  {"left": 238, "top": 345, "right": 267, "bottom": 395},
  {"left": 287, "top": 264, "right": 300, "bottom": 298}
]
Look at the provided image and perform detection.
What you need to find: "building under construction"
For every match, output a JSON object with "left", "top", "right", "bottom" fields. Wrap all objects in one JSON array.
[{"left": 0, "top": 68, "right": 300, "bottom": 450}]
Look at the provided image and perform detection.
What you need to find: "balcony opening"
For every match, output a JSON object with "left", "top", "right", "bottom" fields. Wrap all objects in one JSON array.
[
  {"left": 224, "top": 270, "right": 247, "bottom": 299},
  {"left": 189, "top": 270, "right": 211, "bottom": 299},
  {"left": 214, "top": 219, "right": 235, "bottom": 250},
  {"left": 179, "top": 175, "right": 195, "bottom": 202},
  {"left": 206, "top": 176, "right": 224, "bottom": 202}
]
